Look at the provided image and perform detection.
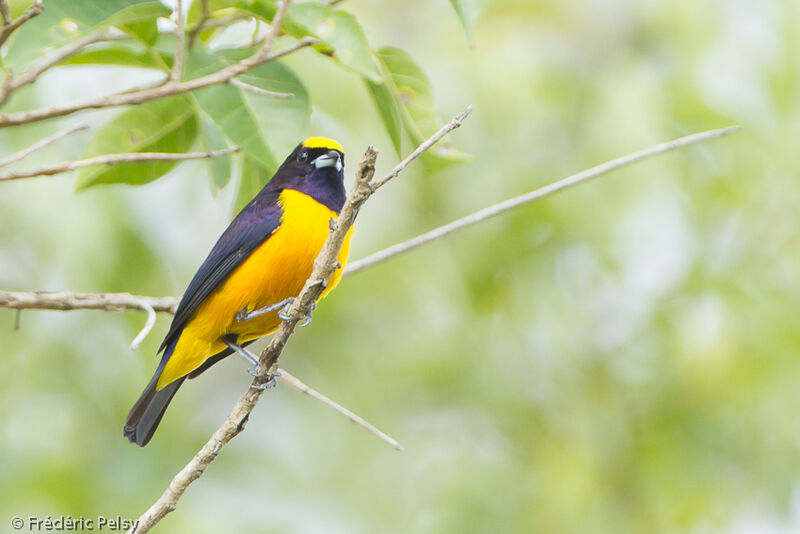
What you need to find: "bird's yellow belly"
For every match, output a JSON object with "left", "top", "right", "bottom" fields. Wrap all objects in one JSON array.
[{"left": 158, "top": 189, "right": 352, "bottom": 388}]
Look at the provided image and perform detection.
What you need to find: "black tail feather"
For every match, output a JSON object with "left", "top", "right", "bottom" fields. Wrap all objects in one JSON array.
[
  {"left": 124, "top": 337, "right": 245, "bottom": 446},
  {"left": 124, "top": 374, "right": 185, "bottom": 447}
]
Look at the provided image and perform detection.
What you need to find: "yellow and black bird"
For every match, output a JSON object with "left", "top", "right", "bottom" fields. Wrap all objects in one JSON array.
[{"left": 124, "top": 137, "right": 352, "bottom": 446}]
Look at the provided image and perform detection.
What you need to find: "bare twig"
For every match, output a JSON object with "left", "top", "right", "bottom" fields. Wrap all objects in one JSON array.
[
  {"left": 0, "top": 123, "right": 88, "bottom": 168},
  {"left": 129, "top": 104, "right": 471, "bottom": 534},
  {"left": 345, "top": 125, "right": 741, "bottom": 276},
  {"left": 370, "top": 106, "right": 473, "bottom": 191},
  {"left": 261, "top": 0, "right": 291, "bottom": 53},
  {"left": 278, "top": 369, "right": 403, "bottom": 450},
  {"left": 0, "top": 36, "right": 317, "bottom": 127},
  {"left": 229, "top": 78, "right": 293, "bottom": 99},
  {"left": 0, "top": 0, "right": 42, "bottom": 48},
  {"left": 0, "top": 0, "right": 11, "bottom": 26},
  {"left": 170, "top": 0, "right": 185, "bottom": 82},
  {"left": 187, "top": 12, "right": 251, "bottom": 38},
  {"left": 129, "top": 302, "right": 157, "bottom": 351},
  {"left": 0, "top": 31, "right": 127, "bottom": 106},
  {"left": 0, "top": 146, "right": 241, "bottom": 182},
  {"left": 187, "top": 0, "right": 210, "bottom": 49},
  {"left": 0, "top": 290, "right": 178, "bottom": 313},
  {"left": 0, "top": 127, "right": 740, "bottom": 305}
]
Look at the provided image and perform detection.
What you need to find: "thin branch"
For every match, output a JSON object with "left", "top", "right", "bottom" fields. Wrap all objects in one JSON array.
[
  {"left": 170, "top": 0, "right": 185, "bottom": 82},
  {"left": 0, "top": 31, "right": 127, "bottom": 106},
  {"left": 186, "top": 0, "right": 210, "bottom": 50},
  {"left": 0, "top": 0, "right": 42, "bottom": 48},
  {"left": 187, "top": 12, "right": 251, "bottom": 37},
  {"left": 345, "top": 125, "right": 741, "bottom": 276},
  {"left": 0, "top": 36, "right": 317, "bottom": 127},
  {"left": 0, "top": 123, "right": 88, "bottom": 168},
  {"left": 278, "top": 370, "right": 403, "bottom": 450},
  {"left": 370, "top": 106, "right": 473, "bottom": 192},
  {"left": 129, "top": 302, "right": 157, "bottom": 351},
  {"left": 130, "top": 104, "right": 470, "bottom": 534},
  {"left": 0, "top": 0, "right": 10, "bottom": 26},
  {"left": 261, "top": 0, "right": 291, "bottom": 53},
  {"left": 229, "top": 78, "right": 293, "bottom": 99},
  {"left": 0, "top": 290, "right": 178, "bottom": 313},
  {"left": 0, "top": 126, "right": 741, "bottom": 305},
  {"left": 0, "top": 146, "right": 241, "bottom": 182}
]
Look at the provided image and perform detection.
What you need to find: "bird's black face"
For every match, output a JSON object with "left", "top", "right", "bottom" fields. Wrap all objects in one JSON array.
[{"left": 268, "top": 139, "right": 347, "bottom": 213}]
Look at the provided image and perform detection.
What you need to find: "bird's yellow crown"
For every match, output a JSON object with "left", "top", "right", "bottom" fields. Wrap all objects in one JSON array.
[{"left": 302, "top": 136, "right": 344, "bottom": 153}]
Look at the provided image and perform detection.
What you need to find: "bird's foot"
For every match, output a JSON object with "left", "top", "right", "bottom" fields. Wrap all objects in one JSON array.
[
  {"left": 278, "top": 300, "right": 316, "bottom": 327},
  {"left": 249, "top": 369, "right": 282, "bottom": 390}
]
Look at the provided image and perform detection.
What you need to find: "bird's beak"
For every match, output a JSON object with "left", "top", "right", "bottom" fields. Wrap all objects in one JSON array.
[{"left": 313, "top": 150, "right": 342, "bottom": 171}]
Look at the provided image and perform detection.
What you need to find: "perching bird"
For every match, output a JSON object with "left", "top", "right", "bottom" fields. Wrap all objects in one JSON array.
[{"left": 124, "top": 137, "right": 352, "bottom": 446}]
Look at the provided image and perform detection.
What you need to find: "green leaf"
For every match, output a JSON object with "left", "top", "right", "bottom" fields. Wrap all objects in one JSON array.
[
  {"left": 235, "top": 154, "right": 270, "bottom": 212},
  {"left": 373, "top": 47, "right": 471, "bottom": 170},
  {"left": 232, "top": 1, "right": 313, "bottom": 41},
  {"left": 76, "top": 96, "right": 198, "bottom": 189},
  {"left": 121, "top": 19, "right": 160, "bottom": 45},
  {"left": 365, "top": 62, "right": 403, "bottom": 158},
  {"left": 187, "top": 48, "right": 310, "bottom": 175},
  {"left": 62, "top": 41, "right": 162, "bottom": 69},
  {"left": 186, "top": 0, "right": 237, "bottom": 24},
  {"left": 289, "top": 3, "right": 381, "bottom": 82},
  {"left": 200, "top": 114, "right": 233, "bottom": 190},
  {"left": 5, "top": 0, "right": 170, "bottom": 71},
  {"left": 448, "top": 0, "right": 488, "bottom": 41}
]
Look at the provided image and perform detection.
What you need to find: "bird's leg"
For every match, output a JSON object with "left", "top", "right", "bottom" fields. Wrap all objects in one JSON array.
[
  {"left": 221, "top": 335, "right": 279, "bottom": 390},
  {"left": 235, "top": 297, "right": 294, "bottom": 322},
  {"left": 235, "top": 298, "right": 317, "bottom": 327}
]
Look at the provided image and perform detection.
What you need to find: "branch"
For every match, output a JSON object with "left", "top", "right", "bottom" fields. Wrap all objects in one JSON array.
[
  {"left": 0, "top": 290, "right": 178, "bottom": 313},
  {"left": 129, "top": 105, "right": 471, "bottom": 534},
  {"left": 0, "top": 36, "right": 317, "bottom": 127},
  {"left": 0, "top": 146, "right": 241, "bottom": 182},
  {"left": 229, "top": 78, "right": 293, "bottom": 99},
  {"left": 344, "top": 125, "right": 741, "bottom": 276},
  {"left": 129, "top": 302, "right": 157, "bottom": 351},
  {"left": 0, "top": 0, "right": 10, "bottom": 26},
  {"left": 278, "top": 370, "right": 402, "bottom": 450},
  {"left": 0, "top": 0, "right": 42, "bottom": 48},
  {"left": 186, "top": 0, "right": 210, "bottom": 49},
  {"left": 369, "top": 105, "right": 473, "bottom": 191},
  {"left": 261, "top": 0, "right": 291, "bottom": 53},
  {"left": 187, "top": 12, "right": 251, "bottom": 39},
  {"left": 0, "top": 31, "right": 127, "bottom": 106},
  {"left": 170, "top": 0, "right": 185, "bottom": 82},
  {"left": 0, "top": 123, "right": 88, "bottom": 168}
]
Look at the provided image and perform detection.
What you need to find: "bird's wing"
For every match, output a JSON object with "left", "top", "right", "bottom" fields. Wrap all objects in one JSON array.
[{"left": 159, "top": 191, "right": 284, "bottom": 352}]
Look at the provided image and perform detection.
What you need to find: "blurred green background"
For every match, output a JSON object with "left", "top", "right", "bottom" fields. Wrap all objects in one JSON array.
[{"left": 3, "top": 1, "right": 800, "bottom": 533}]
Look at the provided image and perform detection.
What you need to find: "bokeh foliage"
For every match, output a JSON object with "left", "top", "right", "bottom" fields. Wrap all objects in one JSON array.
[{"left": 2, "top": 1, "right": 799, "bottom": 533}]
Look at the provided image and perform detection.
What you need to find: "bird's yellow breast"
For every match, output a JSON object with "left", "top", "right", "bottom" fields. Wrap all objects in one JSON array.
[{"left": 158, "top": 189, "right": 352, "bottom": 388}]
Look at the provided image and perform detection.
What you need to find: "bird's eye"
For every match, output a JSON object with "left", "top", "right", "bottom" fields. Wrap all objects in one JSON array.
[{"left": 297, "top": 152, "right": 309, "bottom": 163}]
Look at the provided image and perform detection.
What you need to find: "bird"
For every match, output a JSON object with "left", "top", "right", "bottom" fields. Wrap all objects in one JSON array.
[{"left": 124, "top": 137, "right": 352, "bottom": 447}]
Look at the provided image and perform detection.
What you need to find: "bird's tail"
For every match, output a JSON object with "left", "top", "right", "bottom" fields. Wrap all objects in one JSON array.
[{"left": 124, "top": 340, "right": 184, "bottom": 447}]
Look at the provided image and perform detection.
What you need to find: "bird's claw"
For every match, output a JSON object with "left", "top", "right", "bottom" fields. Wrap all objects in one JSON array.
[
  {"left": 249, "top": 369, "right": 282, "bottom": 390},
  {"left": 278, "top": 301, "right": 317, "bottom": 327}
]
